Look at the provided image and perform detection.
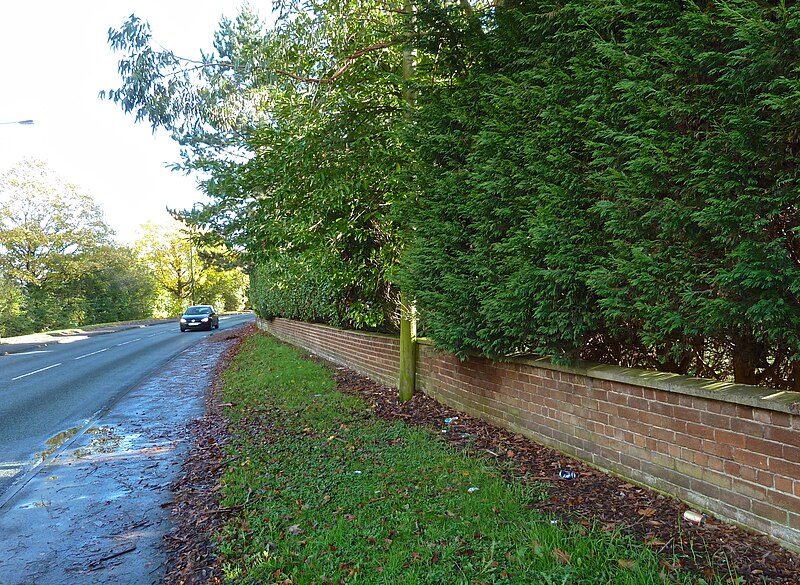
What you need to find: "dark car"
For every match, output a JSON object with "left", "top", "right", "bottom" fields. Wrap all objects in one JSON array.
[{"left": 179, "top": 305, "right": 219, "bottom": 332}]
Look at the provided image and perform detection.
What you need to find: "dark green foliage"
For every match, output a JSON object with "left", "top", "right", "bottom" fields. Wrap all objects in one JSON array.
[
  {"left": 249, "top": 254, "right": 352, "bottom": 327},
  {"left": 400, "top": 1, "right": 800, "bottom": 388},
  {"left": 72, "top": 246, "right": 158, "bottom": 325},
  {"left": 0, "top": 247, "right": 158, "bottom": 337},
  {"left": 204, "top": 87, "right": 406, "bottom": 330},
  {"left": 106, "top": 1, "right": 800, "bottom": 388}
]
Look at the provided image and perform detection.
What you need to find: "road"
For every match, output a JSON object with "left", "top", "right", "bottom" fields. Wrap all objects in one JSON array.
[{"left": 0, "top": 313, "right": 254, "bottom": 498}]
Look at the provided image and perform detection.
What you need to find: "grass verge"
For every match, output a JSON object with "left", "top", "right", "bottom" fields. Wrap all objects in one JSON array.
[{"left": 216, "top": 334, "right": 725, "bottom": 584}]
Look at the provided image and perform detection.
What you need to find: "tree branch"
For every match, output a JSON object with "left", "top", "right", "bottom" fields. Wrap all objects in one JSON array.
[
  {"left": 276, "top": 39, "right": 402, "bottom": 84},
  {"left": 172, "top": 38, "right": 406, "bottom": 86}
]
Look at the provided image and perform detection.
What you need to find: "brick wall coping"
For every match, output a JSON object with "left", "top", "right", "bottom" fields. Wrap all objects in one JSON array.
[
  {"left": 276, "top": 319, "right": 398, "bottom": 340},
  {"left": 261, "top": 319, "right": 800, "bottom": 415},
  {"left": 416, "top": 338, "right": 800, "bottom": 415}
]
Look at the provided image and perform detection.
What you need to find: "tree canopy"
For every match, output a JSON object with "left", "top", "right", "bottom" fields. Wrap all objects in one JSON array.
[
  {"left": 0, "top": 161, "right": 247, "bottom": 336},
  {"left": 399, "top": 0, "right": 800, "bottom": 388},
  {"left": 104, "top": 0, "right": 491, "bottom": 330},
  {"left": 105, "top": 0, "right": 800, "bottom": 389},
  {"left": 134, "top": 220, "right": 248, "bottom": 317},
  {"left": 0, "top": 160, "right": 154, "bottom": 334},
  {"left": 0, "top": 159, "right": 111, "bottom": 288}
]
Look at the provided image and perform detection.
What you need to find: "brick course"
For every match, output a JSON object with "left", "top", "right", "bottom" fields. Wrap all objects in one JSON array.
[{"left": 258, "top": 318, "right": 800, "bottom": 552}]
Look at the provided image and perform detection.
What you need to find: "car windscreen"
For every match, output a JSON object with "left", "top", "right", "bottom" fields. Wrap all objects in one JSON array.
[{"left": 185, "top": 307, "right": 210, "bottom": 315}]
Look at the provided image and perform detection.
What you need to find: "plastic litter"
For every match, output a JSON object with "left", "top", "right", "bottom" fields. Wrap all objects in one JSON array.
[
  {"left": 558, "top": 470, "right": 576, "bottom": 480},
  {"left": 444, "top": 417, "right": 458, "bottom": 424},
  {"left": 467, "top": 487, "right": 479, "bottom": 493}
]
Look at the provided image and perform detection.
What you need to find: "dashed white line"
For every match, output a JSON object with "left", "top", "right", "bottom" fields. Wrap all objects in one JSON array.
[
  {"left": 74, "top": 348, "right": 109, "bottom": 360},
  {"left": 115, "top": 337, "right": 142, "bottom": 347},
  {"left": 11, "top": 363, "right": 63, "bottom": 381}
]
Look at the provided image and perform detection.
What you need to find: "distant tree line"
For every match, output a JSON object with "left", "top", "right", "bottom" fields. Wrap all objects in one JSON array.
[
  {"left": 0, "top": 160, "right": 248, "bottom": 337},
  {"left": 105, "top": 1, "right": 800, "bottom": 390}
]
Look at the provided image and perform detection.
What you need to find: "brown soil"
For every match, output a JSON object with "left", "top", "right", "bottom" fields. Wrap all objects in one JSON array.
[{"left": 163, "top": 326, "right": 800, "bottom": 584}]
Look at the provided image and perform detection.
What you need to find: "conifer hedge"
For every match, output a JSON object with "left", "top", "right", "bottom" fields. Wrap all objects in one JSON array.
[
  {"left": 107, "top": 0, "right": 800, "bottom": 389},
  {"left": 399, "top": 0, "right": 800, "bottom": 389}
]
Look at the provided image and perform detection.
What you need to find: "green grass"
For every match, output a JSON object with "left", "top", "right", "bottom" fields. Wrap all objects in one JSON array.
[{"left": 216, "top": 334, "right": 725, "bottom": 584}]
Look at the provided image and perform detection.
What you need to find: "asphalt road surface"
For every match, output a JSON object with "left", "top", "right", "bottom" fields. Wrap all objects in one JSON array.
[
  {"left": 0, "top": 313, "right": 254, "bottom": 498},
  {"left": 0, "top": 325, "right": 246, "bottom": 585}
]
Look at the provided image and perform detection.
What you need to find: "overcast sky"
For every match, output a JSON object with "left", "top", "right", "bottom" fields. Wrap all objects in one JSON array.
[{"left": 0, "top": 1, "right": 269, "bottom": 244}]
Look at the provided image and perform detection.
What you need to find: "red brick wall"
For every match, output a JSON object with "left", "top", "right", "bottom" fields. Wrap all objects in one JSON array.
[
  {"left": 259, "top": 318, "right": 400, "bottom": 388},
  {"left": 258, "top": 318, "right": 800, "bottom": 552}
]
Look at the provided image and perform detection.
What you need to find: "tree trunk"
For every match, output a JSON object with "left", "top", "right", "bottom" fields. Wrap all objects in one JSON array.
[{"left": 731, "top": 333, "right": 762, "bottom": 386}]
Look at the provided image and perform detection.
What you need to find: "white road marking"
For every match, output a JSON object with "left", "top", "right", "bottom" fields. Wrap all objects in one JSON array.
[
  {"left": 115, "top": 338, "right": 142, "bottom": 347},
  {"left": 11, "top": 363, "right": 63, "bottom": 381},
  {"left": 74, "top": 348, "right": 109, "bottom": 360}
]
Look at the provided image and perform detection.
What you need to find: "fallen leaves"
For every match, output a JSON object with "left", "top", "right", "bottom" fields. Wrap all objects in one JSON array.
[
  {"left": 329, "top": 362, "right": 800, "bottom": 584},
  {"left": 161, "top": 327, "right": 800, "bottom": 585},
  {"left": 552, "top": 548, "right": 571, "bottom": 564},
  {"left": 617, "top": 558, "right": 638, "bottom": 570}
]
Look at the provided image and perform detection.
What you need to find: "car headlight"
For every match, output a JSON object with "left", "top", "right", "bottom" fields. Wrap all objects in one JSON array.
[
  {"left": 180, "top": 318, "right": 187, "bottom": 323},
  {"left": 201, "top": 317, "right": 209, "bottom": 322}
]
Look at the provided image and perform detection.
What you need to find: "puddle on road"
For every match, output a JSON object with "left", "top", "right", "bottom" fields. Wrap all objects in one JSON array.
[
  {"left": 37, "top": 426, "right": 128, "bottom": 461},
  {"left": 37, "top": 427, "right": 81, "bottom": 461},
  {"left": 18, "top": 499, "right": 52, "bottom": 510},
  {"left": 72, "top": 427, "right": 124, "bottom": 459}
]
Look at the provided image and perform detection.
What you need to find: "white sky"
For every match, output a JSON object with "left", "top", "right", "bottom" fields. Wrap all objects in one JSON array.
[{"left": 0, "top": 1, "right": 270, "bottom": 244}]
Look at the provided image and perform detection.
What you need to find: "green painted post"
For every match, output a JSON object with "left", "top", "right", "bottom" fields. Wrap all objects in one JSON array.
[
  {"left": 399, "top": 291, "right": 417, "bottom": 401},
  {"left": 398, "top": 0, "right": 417, "bottom": 402}
]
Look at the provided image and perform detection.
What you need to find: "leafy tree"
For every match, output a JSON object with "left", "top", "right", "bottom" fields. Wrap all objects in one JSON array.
[
  {"left": 134, "top": 220, "right": 247, "bottom": 316},
  {"left": 72, "top": 245, "right": 159, "bottom": 324},
  {"left": 104, "top": 1, "right": 491, "bottom": 331},
  {"left": 194, "top": 261, "right": 249, "bottom": 312},
  {"left": 0, "top": 159, "right": 111, "bottom": 289},
  {"left": 0, "top": 160, "right": 116, "bottom": 333},
  {"left": 0, "top": 275, "right": 24, "bottom": 337},
  {"left": 134, "top": 221, "right": 194, "bottom": 316}
]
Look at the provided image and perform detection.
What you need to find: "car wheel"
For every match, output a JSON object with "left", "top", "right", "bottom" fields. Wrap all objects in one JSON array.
[
  {"left": 215, "top": 321, "right": 220, "bottom": 329},
  {"left": 180, "top": 327, "right": 186, "bottom": 332}
]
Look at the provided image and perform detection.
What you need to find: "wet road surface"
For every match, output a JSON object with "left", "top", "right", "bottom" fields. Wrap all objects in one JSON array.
[
  {"left": 0, "top": 313, "right": 252, "bottom": 495},
  {"left": 0, "top": 328, "right": 242, "bottom": 584}
]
